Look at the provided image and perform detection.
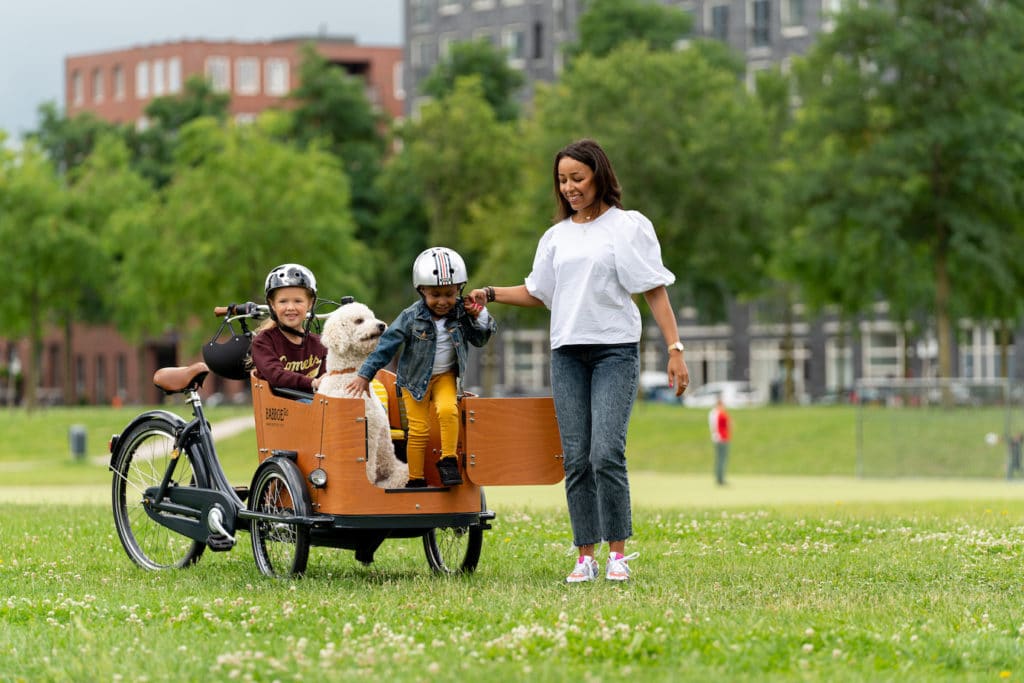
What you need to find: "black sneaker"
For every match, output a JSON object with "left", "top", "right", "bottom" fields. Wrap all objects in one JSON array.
[
  {"left": 436, "top": 458, "right": 463, "bottom": 486},
  {"left": 405, "top": 478, "right": 427, "bottom": 489}
]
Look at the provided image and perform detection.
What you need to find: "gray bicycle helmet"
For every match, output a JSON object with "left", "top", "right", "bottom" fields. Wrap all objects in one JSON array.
[
  {"left": 412, "top": 247, "right": 468, "bottom": 289},
  {"left": 264, "top": 263, "right": 317, "bottom": 333}
]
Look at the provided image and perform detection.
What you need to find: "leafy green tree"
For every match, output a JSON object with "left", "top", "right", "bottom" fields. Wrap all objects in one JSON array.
[
  {"left": 787, "top": 0, "right": 1024, "bottom": 379},
  {"left": 58, "top": 135, "right": 154, "bottom": 401},
  {"left": 286, "top": 43, "right": 388, "bottom": 241},
  {"left": 420, "top": 39, "right": 526, "bottom": 122},
  {"left": 534, "top": 42, "right": 776, "bottom": 318},
  {"left": 112, "top": 118, "right": 367, "bottom": 352},
  {"left": 368, "top": 146, "right": 432, "bottom": 318},
  {"left": 565, "top": 0, "right": 692, "bottom": 59},
  {"left": 124, "top": 76, "right": 231, "bottom": 188},
  {"left": 29, "top": 101, "right": 120, "bottom": 173},
  {"left": 401, "top": 77, "right": 526, "bottom": 275},
  {"left": 0, "top": 141, "right": 94, "bottom": 408}
]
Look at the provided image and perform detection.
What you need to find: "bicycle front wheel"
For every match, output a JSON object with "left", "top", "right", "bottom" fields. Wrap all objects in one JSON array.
[
  {"left": 111, "top": 415, "right": 208, "bottom": 570},
  {"left": 249, "top": 459, "right": 311, "bottom": 578}
]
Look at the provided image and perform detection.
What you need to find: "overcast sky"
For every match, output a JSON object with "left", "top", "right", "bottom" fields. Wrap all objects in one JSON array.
[{"left": 0, "top": 0, "right": 402, "bottom": 141}]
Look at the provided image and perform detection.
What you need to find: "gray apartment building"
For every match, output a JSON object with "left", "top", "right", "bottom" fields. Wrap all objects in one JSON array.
[{"left": 403, "top": 0, "right": 1019, "bottom": 401}]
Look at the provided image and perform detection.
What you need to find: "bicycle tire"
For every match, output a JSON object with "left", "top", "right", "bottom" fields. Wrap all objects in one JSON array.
[
  {"left": 110, "top": 415, "right": 208, "bottom": 570},
  {"left": 249, "top": 459, "right": 311, "bottom": 578},
  {"left": 423, "top": 490, "right": 486, "bottom": 574}
]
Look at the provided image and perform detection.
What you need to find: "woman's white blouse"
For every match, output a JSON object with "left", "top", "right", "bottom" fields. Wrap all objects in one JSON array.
[{"left": 524, "top": 207, "right": 675, "bottom": 349}]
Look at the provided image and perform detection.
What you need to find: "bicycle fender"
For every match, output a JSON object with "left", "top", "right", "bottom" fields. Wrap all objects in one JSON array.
[{"left": 108, "top": 410, "right": 185, "bottom": 469}]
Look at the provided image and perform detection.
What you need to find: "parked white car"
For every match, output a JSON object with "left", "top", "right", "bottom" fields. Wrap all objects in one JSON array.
[{"left": 683, "top": 381, "right": 767, "bottom": 408}]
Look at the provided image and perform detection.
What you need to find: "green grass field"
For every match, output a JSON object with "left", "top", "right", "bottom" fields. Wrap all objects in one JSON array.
[{"left": 2, "top": 402, "right": 1024, "bottom": 681}]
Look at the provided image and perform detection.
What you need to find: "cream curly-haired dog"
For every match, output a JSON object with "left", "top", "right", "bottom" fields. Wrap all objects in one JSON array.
[{"left": 317, "top": 301, "right": 409, "bottom": 489}]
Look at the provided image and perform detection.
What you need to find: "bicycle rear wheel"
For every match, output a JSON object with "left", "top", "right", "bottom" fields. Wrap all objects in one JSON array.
[
  {"left": 111, "top": 416, "right": 208, "bottom": 570},
  {"left": 249, "top": 459, "right": 311, "bottom": 578}
]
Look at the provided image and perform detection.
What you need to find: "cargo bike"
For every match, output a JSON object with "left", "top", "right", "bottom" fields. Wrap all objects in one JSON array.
[{"left": 108, "top": 300, "right": 563, "bottom": 578}]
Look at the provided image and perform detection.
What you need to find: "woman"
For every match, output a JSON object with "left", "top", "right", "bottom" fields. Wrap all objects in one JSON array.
[{"left": 470, "top": 138, "right": 688, "bottom": 583}]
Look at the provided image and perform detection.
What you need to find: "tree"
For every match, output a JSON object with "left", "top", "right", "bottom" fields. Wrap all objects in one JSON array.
[
  {"left": 0, "top": 141, "right": 93, "bottom": 408},
  {"left": 59, "top": 135, "right": 154, "bottom": 402},
  {"left": 286, "top": 43, "right": 388, "bottom": 241},
  {"left": 420, "top": 39, "right": 526, "bottom": 122},
  {"left": 28, "top": 102, "right": 120, "bottom": 174},
  {"left": 534, "top": 42, "right": 776, "bottom": 318},
  {"left": 787, "top": 0, "right": 1024, "bottom": 379},
  {"left": 565, "top": 0, "right": 692, "bottom": 59},
  {"left": 112, "top": 118, "right": 367, "bottom": 353},
  {"left": 124, "top": 76, "right": 231, "bottom": 188},
  {"left": 401, "top": 77, "right": 526, "bottom": 276}
]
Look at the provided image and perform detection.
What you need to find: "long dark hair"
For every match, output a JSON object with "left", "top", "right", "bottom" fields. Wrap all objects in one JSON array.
[{"left": 552, "top": 138, "right": 623, "bottom": 222}]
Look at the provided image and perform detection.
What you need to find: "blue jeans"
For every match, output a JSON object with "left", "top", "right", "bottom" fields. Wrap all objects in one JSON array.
[{"left": 550, "top": 344, "right": 638, "bottom": 547}]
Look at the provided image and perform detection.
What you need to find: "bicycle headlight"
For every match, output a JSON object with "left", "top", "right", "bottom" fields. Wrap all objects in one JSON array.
[{"left": 308, "top": 468, "right": 328, "bottom": 488}]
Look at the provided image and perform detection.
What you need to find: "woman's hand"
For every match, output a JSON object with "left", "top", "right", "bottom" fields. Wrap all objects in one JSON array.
[
  {"left": 668, "top": 355, "right": 689, "bottom": 397},
  {"left": 464, "top": 298, "right": 484, "bottom": 317},
  {"left": 468, "top": 288, "right": 488, "bottom": 306}
]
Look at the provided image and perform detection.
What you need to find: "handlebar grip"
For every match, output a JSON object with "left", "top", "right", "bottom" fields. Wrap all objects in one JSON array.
[{"left": 215, "top": 302, "right": 263, "bottom": 317}]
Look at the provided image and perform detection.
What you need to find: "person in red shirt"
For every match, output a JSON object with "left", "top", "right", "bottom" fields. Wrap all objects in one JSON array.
[
  {"left": 249, "top": 263, "right": 326, "bottom": 394},
  {"left": 708, "top": 396, "right": 731, "bottom": 486}
]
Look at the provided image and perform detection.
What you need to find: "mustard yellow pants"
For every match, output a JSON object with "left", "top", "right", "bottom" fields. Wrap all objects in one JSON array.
[{"left": 401, "top": 371, "right": 458, "bottom": 480}]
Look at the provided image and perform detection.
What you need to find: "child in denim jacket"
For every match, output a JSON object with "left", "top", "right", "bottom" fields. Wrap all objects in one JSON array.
[{"left": 347, "top": 247, "right": 495, "bottom": 488}]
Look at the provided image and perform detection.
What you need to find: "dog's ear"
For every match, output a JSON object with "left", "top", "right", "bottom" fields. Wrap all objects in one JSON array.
[{"left": 320, "top": 315, "right": 339, "bottom": 348}]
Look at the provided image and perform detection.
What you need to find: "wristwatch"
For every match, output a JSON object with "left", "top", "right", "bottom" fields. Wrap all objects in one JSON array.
[{"left": 668, "top": 341, "right": 685, "bottom": 354}]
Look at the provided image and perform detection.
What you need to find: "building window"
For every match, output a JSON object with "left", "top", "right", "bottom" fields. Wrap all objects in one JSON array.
[
  {"left": 751, "top": 0, "right": 771, "bottom": 46},
  {"left": 393, "top": 61, "right": 406, "bottom": 101},
  {"left": 113, "top": 65, "right": 125, "bottom": 100},
  {"left": 410, "top": 37, "right": 432, "bottom": 69},
  {"left": 411, "top": 0, "right": 432, "bottom": 25},
  {"left": 72, "top": 70, "right": 84, "bottom": 105},
  {"left": 439, "top": 32, "right": 459, "bottom": 60},
  {"left": 91, "top": 68, "right": 104, "bottom": 102},
  {"left": 75, "top": 355, "right": 85, "bottom": 399},
  {"left": 503, "top": 0, "right": 525, "bottom": 6},
  {"left": 168, "top": 57, "right": 182, "bottom": 94},
  {"left": 135, "top": 61, "right": 150, "bottom": 98},
  {"left": 502, "top": 26, "right": 527, "bottom": 68},
  {"left": 439, "top": 0, "right": 462, "bottom": 15},
  {"left": 473, "top": 0, "right": 496, "bottom": 9},
  {"left": 860, "top": 326, "right": 904, "bottom": 380},
  {"left": 116, "top": 353, "right": 127, "bottom": 396},
  {"left": 96, "top": 356, "right": 107, "bottom": 404},
  {"left": 205, "top": 56, "right": 230, "bottom": 93},
  {"left": 503, "top": 330, "right": 549, "bottom": 392},
  {"left": 532, "top": 21, "right": 544, "bottom": 60},
  {"left": 236, "top": 57, "right": 260, "bottom": 95},
  {"left": 265, "top": 58, "right": 290, "bottom": 96},
  {"left": 710, "top": 3, "right": 730, "bottom": 41},
  {"left": 152, "top": 59, "right": 166, "bottom": 96},
  {"left": 782, "top": 0, "right": 805, "bottom": 27}
]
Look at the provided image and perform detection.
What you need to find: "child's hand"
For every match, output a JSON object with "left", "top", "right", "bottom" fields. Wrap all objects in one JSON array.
[
  {"left": 346, "top": 376, "right": 370, "bottom": 396},
  {"left": 464, "top": 299, "right": 484, "bottom": 318}
]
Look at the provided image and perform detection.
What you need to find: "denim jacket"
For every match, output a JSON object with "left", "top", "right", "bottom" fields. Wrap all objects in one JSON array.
[{"left": 357, "top": 298, "right": 496, "bottom": 401}]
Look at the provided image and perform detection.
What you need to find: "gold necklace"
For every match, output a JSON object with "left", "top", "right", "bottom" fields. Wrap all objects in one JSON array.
[{"left": 579, "top": 205, "right": 602, "bottom": 222}]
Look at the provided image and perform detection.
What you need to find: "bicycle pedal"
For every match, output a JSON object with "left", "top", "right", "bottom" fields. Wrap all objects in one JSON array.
[{"left": 206, "top": 534, "right": 235, "bottom": 551}]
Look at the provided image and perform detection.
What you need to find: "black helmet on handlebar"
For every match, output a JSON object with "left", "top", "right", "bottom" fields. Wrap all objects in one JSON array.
[{"left": 264, "top": 263, "right": 318, "bottom": 336}]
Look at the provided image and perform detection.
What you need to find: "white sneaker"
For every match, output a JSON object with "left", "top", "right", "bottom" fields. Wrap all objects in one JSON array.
[
  {"left": 605, "top": 552, "right": 639, "bottom": 581},
  {"left": 566, "top": 555, "right": 599, "bottom": 583}
]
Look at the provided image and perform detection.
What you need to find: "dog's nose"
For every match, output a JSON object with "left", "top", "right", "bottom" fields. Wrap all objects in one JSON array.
[{"left": 377, "top": 322, "right": 386, "bottom": 333}]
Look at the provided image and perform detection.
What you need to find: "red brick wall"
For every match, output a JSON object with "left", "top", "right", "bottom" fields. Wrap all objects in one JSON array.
[{"left": 65, "top": 38, "right": 405, "bottom": 125}]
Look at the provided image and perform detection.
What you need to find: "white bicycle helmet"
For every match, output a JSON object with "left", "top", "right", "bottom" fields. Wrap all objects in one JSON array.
[{"left": 412, "top": 247, "right": 468, "bottom": 289}]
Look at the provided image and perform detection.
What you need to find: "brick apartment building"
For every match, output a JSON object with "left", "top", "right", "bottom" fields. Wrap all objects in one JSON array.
[{"left": 66, "top": 35, "right": 405, "bottom": 124}]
